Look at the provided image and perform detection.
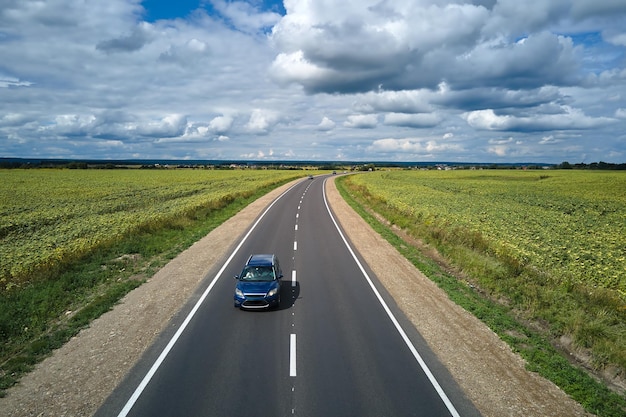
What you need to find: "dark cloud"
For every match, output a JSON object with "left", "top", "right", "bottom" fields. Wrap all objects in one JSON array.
[
  {"left": 464, "top": 107, "right": 617, "bottom": 132},
  {"left": 432, "top": 86, "right": 566, "bottom": 111},
  {"left": 96, "top": 24, "right": 154, "bottom": 54},
  {"left": 445, "top": 32, "right": 581, "bottom": 90}
]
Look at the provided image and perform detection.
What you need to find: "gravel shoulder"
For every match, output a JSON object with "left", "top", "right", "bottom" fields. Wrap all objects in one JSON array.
[{"left": 1, "top": 178, "right": 591, "bottom": 417}]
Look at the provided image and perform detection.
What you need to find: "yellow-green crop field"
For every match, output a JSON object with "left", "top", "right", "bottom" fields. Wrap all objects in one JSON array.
[
  {"left": 0, "top": 169, "right": 304, "bottom": 291},
  {"left": 347, "top": 169, "right": 626, "bottom": 303},
  {"left": 343, "top": 169, "right": 626, "bottom": 411}
]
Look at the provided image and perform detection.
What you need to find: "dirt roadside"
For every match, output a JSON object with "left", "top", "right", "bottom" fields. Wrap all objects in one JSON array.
[{"left": 1, "top": 178, "right": 591, "bottom": 417}]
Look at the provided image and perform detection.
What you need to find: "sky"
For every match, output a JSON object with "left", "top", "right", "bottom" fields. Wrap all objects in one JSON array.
[{"left": 1, "top": 0, "right": 625, "bottom": 163}]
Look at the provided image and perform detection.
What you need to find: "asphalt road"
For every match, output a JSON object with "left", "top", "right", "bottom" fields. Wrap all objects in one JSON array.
[{"left": 96, "top": 175, "right": 481, "bottom": 417}]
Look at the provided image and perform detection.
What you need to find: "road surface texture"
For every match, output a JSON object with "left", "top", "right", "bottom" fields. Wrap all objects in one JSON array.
[{"left": 1, "top": 176, "right": 590, "bottom": 417}]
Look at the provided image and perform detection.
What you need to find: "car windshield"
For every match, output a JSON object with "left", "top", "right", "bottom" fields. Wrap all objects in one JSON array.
[{"left": 240, "top": 265, "right": 275, "bottom": 281}]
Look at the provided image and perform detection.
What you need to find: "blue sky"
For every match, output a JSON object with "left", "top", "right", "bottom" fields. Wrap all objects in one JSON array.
[
  {"left": 1, "top": 0, "right": 626, "bottom": 163},
  {"left": 142, "top": 0, "right": 204, "bottom": 21},
  {"left": 142, "top": 0, "right": 285, "bottom": 22}
]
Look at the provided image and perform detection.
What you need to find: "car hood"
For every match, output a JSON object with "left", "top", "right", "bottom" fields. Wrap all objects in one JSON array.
[{"left": 237, "top": 280, "right": 278, "bottom": 294}]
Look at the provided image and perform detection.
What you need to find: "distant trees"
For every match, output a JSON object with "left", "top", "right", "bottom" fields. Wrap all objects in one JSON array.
[{"left": 558, "top": 161, "right": 626, "bottom": 170}]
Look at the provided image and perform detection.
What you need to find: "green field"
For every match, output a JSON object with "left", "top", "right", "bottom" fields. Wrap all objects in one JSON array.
[
  {"left": 342, "top": 169, "right": 626, "bottom": 373},
  {"left": 0, "top": 168, "right": 307, "bottom": 394},
  {"left": 338, "top": 169, "right": 626, "bottom": 416},
  {"left": 0, "top": 169, "right": 304, "bottom": 291},
  {"left": 347, "top": 170, "right": 625, "bottom": 293}
]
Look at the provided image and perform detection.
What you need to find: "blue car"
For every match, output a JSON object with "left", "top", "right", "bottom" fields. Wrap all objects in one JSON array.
[{"left": 234, "top": 254, "right": 283, "bottom": 309}]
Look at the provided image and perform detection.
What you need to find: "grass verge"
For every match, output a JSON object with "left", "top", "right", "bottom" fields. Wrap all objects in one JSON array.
[
  {"left": 0, "top": 179, "right": 293, "bottom": 397},
  {"left": 335, "top": 175, "right": 626, "bottom": 417}
]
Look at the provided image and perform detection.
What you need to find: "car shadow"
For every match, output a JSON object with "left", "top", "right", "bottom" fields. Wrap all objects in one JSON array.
[{"left": 277, "top": 281, "right": 300, "bottom": 311}]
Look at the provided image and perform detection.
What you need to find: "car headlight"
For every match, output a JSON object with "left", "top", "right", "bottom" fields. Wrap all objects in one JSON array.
[
  {"left": 267, "top": 287, "right": 278, "bottom": 297},
  {"left": 235, "top": 288, "right": 244, "bottom": 298}
]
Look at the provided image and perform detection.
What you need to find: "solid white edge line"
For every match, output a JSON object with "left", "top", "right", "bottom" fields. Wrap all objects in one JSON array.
[
  {"left": 116, "top": 182, "right": 301, "bottom": 417},
  {"left": 322, "top": 178, "right": 461, "bottom": 417},
  {"left": 290, "top": 334, "right": 297, "bottom": 377}
]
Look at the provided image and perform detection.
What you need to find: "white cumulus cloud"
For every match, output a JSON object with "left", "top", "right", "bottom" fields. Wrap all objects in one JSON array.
[{"left": 344, "top": 114, "right": 378, "bottom": 129}]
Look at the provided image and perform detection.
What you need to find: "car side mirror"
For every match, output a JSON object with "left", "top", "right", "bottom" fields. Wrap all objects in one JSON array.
[{"left": 234, "top": 275, "right": 239, "bottom": 280}]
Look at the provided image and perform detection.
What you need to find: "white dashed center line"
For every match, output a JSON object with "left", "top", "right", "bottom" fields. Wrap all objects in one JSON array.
[{"left": 290, "top": 334, "right": 297, "bottom": 377}]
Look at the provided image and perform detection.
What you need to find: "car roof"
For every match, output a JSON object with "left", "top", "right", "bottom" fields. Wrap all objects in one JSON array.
[{"left": 246, "top": 254, "right": 275, "bottom": 266}]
